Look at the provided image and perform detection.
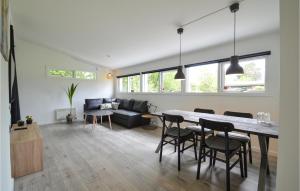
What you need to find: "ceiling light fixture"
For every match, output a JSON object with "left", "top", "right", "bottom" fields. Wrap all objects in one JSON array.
[
  {"left": 226, "top": 2, "right": 244, "bottom": 75},
  {"left": 174, "top": 28, "right": 186, "bottom": 80}
]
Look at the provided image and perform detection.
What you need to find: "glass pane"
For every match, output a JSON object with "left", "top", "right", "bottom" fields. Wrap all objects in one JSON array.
[
  {"left": 48, "top": 69, "right": 73, "bottom": 78},
  {"left": 119, "top": 77, "right": 128, "bottom": 92},
  {"left": 143, "top": 72, "right": 160, "bottom": 92},
  {"left": 74, "top": 71, "right": 96, "bottom": 80},
  {"left": 187, "top": 64, "right": 218, "bottom": 93},
  {"left": 223, "top": 58, "right": 266, "bottom": 92},
  {"left": 162, "top": 70, "right": 181, "bottom": 93},
  {"left": 129, "top": 75, "right": 140, "bottom": 92}
]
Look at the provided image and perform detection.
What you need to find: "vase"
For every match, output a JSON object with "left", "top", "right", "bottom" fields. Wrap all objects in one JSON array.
[{"left": 26, "top": 119, "right": 33, "bottom": 125}]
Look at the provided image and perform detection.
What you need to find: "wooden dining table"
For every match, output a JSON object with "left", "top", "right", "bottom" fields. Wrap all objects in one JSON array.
[{"left": 150, "top": 110, "right": 279, "bottom": 191}]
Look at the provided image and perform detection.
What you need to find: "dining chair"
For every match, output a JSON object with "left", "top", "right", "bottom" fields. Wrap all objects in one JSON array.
[
  {"left": 159, "top": 113, "right": 197, "bottom": 171},
  {"left": 196, "top": 118, "right": 244, "bottom": 191},
  {"left": 215, "top": 111, "right": 252, "bottom": 177}
]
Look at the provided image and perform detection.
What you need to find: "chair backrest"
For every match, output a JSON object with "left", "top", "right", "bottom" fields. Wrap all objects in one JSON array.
[
  {"left": 162, "top": 113, "right": 184, "bottom": 137},
  {"left": 199, "top": 118, "right": 234, "bottom": 133},
  {"left": 194, "top": 108, "right": 215, "bottom": 114},
  {"left": 224, "top": 111, "right": 253, "bottom": 119}
]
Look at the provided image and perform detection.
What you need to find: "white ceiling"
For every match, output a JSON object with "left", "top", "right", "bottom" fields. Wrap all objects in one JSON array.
[{"left": 12, "top": 0, "right": 279, "bottom": 69}]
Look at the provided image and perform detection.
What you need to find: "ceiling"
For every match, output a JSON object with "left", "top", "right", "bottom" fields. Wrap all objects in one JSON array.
[{"left": 12, "top": 0, "right": 279, "bottom": 69}]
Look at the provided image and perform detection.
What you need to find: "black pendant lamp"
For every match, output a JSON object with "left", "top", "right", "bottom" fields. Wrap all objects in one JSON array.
[
  {"left": 226, "top": 3, "right": 244, "bottom": 75},
  {"left": 174, "top": 28, "right": 186, "bottom": 80}
]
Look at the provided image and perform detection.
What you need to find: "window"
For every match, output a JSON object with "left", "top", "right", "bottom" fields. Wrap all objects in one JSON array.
[
  {"left": 119, "top": 77, "right": 128, "bottom": 92},
  {"left": 48, "top": 69, "right": 73, "bottom": 78},
  {"left": 186, "top": 64, "right": 218, "bottom": 93},
  {"left": 143, "top": 72, "right": 160, "bottom": 93},
  {"left": 222, "top": 57, "right": 266, "bottom": 92},
  {"left": 129, "top": 75, "right": 140, "bottom": 92},
  {"left": 74, "top": 71, "right": 96, "bottom": 80},
  {"left": 162, "top": 70, "right": 181, "bottom": 92},
  {"left": 48, "top": 69, "right": 96, "bottom": 80}
]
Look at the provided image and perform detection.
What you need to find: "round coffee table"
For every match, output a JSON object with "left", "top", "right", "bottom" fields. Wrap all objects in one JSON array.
[{"left": 84, "top": 110, "right": 113, "bottom": 129}]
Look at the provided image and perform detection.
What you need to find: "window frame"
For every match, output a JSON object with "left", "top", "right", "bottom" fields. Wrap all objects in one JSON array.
[
  {"left": 47, "top": 67, "right": 97, "bottom": 80},
  {"left": 117, "top": 52, "right": 270, "bottom": 96}
]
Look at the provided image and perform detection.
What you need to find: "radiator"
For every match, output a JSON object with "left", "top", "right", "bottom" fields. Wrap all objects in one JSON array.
[{"left": 55, "top": 108, "right": 76, "bottom": 121}]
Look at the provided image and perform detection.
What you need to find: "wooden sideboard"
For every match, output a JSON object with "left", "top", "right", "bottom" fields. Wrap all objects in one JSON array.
[{"left": 11, "top": 122, "right": 43, "bottom": 178}]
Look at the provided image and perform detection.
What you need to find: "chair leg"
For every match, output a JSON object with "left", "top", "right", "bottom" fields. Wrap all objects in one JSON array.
[
  {"left": 177, "top": 142, "right": 181, "bottom": 171},
  {"left": 248, "top": 133, "right": 253, "bottom": 164},
  {"left": 196, "top": 134, "right": 199, "bottom": 147},
  {"left": 209, "top": 149, "right": 213, "bottom": 167},
  {"left": 193, "top": 137, "right": 197, "bottom": 160},
  {"left": 266, "top": 137, "right": 270, "bottom": 175},
  {"left": 243, "top": 143, "right": 248, "bottom": 177},
  {"left": 182, "top": 141, "right": 185, "bottom": 153},
  {"left": 159, "top": 139, "right": 164, "bottom": 162},
  {"left": 239, "top": 150, "right": 244, "bottom": 178},
  {"left": 174, "top": 140, "right": 177, "bottom": 152},
  {"left": 225, "top": 153, "right": 230, "bottom": 191},
  {"left": 202, "top": 147, "right": 206, "bottom": 162},
  {"left": 196, "top": 144, "right": 203, "bottom": 179},
  {"left": 213, "top": 150, "right": 217, "bottom": 167}
]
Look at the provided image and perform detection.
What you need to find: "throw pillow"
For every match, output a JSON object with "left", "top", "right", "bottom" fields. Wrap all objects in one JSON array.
[
  {"left": 111, "top": 102, "right": 120, "bottom": 110},
  {"left": 100, "top": 103, "right": 112, "bottom": 110}
]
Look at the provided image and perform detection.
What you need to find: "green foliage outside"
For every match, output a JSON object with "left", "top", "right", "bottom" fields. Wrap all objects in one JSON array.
[
  {"left": 75, "top": 71, "right": 96, "bottom": 80},
  {"left": 162, "top": 70, "right": 181, "bottom": 92},
  {"left": 130, "top": 75, "right": 140, "bottom": 92},
  {"left": 49, "top": 69, "right": 73, "bottom": 78},
  {"left": 121, "top": 77, "right": 128, "bottom": 92},
  {"left": 237, "top": 62, "right": 262, "bottom": 82},
  {"left": 146, "top": 72, "right": 160, "bottom": 92}
]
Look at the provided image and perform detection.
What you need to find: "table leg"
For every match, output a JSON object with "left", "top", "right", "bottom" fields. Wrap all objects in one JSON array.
[
  {"left": 93, "top": 115, "right": 96, "bottom": 129},
  {"left": 257, "top": 135, "right": 268, "bottom": 191},
  {"left": 101, "top": 116, "right": 103, "bottom": 124},
  {"left": 84, "top": 114, "right": 87, "bottom": 128},
  {"left": 108, "top": 115, "right": 112, "bottom": 130},
  {"left": 155, "top": 120, "right": 173, "bottom": 153}
]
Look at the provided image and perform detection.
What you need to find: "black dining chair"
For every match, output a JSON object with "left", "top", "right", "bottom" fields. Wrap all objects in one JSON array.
[
  {"left": 159, "top": 113, "right": 197, "bottom": 171},
  {"left": 196, "top": 118, "right": 244, "bottom": 191},
  {"left": 215, "top": 111, "right": 252, "bottom": 177}
]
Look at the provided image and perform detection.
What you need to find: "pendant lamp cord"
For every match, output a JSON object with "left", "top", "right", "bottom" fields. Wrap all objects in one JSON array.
[
  {"left": 234, "top": 11, "right": 236, "bottom": 55},
  {"left": 179, "top": 32, "right": 182, "bottom": 66}
]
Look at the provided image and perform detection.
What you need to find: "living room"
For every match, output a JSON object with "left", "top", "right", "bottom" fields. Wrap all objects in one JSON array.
[{"left": 0, "top": 0, "right": 299, "bottom": 191}]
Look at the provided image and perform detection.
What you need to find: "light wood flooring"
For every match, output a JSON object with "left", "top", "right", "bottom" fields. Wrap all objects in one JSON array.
[{"left": 14, "top": 122, "right": 277, "bottom": 191}]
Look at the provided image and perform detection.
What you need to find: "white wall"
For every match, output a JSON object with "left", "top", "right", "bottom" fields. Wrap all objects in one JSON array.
[
  {"left": 276, "top": 0, "right": 299, "bottom": 190},
  {"left": 1, "top": 56, "right": 13, "bottom": 191},
  {"left": 16, "top": 39, "right": 114, "bottom": 125},
  {"left": 114, "top": 32, "right": 280, "bottom": 155}
]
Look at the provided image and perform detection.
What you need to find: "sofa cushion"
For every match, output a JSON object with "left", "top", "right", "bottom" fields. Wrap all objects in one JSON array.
[
  {"left": 85, "top": 99, "right": 103, "bottom": 110},
  {"left": 103, "top": 98, "right": 116, "bottom": 103},
  {"left": 113, "top": 109, "right": 140, "bottom": 119},
  {"left": 132, "top": 100, "right": 148, "bottom": 113},
  {"left": 119, "top": 99, "right": 134, "bottom": 110},
  {"left": 100, "top": 103, "right": 112, "bottom": 110}
]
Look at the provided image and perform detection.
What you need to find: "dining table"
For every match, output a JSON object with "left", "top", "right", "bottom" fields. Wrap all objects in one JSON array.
[{"left": 150, "top": 110, "right": 279, "bottom": 191}]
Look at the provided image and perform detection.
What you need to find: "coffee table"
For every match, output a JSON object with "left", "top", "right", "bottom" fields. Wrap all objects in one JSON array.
[{"left": 83, "top": 110, "right": 113, "bottom": 129}]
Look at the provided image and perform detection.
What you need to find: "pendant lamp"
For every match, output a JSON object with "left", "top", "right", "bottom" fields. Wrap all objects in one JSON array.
[
  {"left": 226, "top": 3, "right": 244, "bottom": 75},
  {"left": 174, "top": 28, "right": 186, "bottom": 80}
]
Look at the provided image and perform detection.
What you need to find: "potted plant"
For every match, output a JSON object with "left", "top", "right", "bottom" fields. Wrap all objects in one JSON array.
[
  {"left": 66, "top": 83, "right": 78, "bottom": 124},
  {"left": 25, "top": 115, "right": 33, "bottom": 124}
]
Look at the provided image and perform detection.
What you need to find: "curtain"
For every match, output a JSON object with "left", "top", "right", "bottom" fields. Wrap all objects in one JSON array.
[{"left": 8, "top": 25, "right": 21, "bottom": 125}]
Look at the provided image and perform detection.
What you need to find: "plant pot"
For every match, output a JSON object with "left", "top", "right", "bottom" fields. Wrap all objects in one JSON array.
[
  {"left": 17, "top": 120, "right": 24, "bottom": 126},
  {"left": 26, "top": 119, "right": 33, "bottom": 125},
  {"left": 66, "top": 114, "right": 73, "bottom": 124}
]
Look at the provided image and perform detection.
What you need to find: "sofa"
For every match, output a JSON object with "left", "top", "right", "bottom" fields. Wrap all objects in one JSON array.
[{"left": 84, "top": 98, "right": 150, "bottom": 128}]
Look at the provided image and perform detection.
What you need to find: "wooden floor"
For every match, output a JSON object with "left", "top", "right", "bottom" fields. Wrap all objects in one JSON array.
[{"left": 14, "top": 122, "right": 277, "bottom": 191}]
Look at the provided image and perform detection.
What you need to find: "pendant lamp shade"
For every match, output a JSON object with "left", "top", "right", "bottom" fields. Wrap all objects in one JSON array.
[
  {"left": 226, "top": 3, "right": 244, "bottom": 75},
  {"left": 174, "top": 28, "right": 185, "bottom": 80},
  {"left": 175, "top": 66, "right": 185, "bottom": 80}
]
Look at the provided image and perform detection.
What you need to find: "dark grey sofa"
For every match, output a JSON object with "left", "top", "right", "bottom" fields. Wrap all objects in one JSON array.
[{"left": 84, "top": 98, "right": 150, "bottom": 128}]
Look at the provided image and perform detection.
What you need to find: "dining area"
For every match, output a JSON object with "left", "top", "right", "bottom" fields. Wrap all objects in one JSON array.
[{"left": 151, "top": 109, "right": 278, "bottom": 191}]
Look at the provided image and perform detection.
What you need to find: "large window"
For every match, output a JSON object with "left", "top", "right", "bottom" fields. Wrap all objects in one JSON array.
[
  {"left": 186, "top": 64, "right": 218, "bottom": 93},
  {"left": 222, "top": 57, "right": 266, "bottom": 92},
  {"left": 162, "top": 70, "right": 181, "bottom": 92},
  {"left": 48, "top": 69, "right": 96, "bottom": 80},
  {"left": 119, "top": 77, "right": 128, "bottom": 92},
  {"left": 143, "top": 72, "right": 160, "bottom": 93}
]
